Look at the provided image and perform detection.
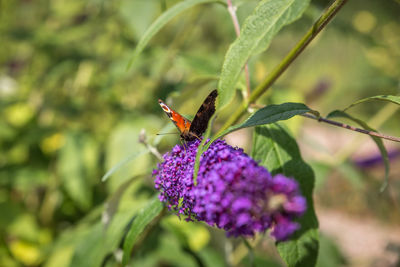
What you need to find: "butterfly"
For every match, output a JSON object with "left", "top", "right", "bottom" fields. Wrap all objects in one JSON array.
[{"left": 158, "top": 90, "right": 218, "bottom": 141}]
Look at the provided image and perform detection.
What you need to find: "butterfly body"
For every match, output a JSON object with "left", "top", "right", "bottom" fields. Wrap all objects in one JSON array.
[{"left": 158, "top": 90, "right": 217, "bottom": 141}]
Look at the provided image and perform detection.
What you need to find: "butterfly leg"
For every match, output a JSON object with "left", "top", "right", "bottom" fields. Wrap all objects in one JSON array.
[
  {"left": 192, "top": 133, "right": 203, "bottom": 142},
  {"left": 179, "top": 138, "right": 187, "bottom": 154}
]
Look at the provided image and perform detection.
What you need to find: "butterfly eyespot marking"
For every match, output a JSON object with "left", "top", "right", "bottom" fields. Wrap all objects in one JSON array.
[{"left": 158, "top": 101, "right": 171, "bottom": 113}]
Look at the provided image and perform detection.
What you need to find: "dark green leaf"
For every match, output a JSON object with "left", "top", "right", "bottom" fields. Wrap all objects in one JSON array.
[
  {"left": 122, "top": 196, "right": 164, "bottom": 265},
  {"left": 218, "top": 102, "right": 311, "bottom": 138},
  {"left": 127, "top": 0, "right": 222, "bottom": 69},
  {"left": 327, "top": 110, "right": 389, "bottom": 192},
  {"left": 218, "top": 0, "right": 308, "bottom": 109},
  {"left": 252, "top": 124, "right": 319, "bottom": 267},
  {"left": 344, "top": 95, "right": 400, "bottom": 111}
]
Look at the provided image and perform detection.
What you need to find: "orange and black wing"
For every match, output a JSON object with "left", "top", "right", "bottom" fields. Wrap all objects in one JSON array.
[
  {"left": 189, "top": 90, "right": 218, "bottom": 137},
  {"left": 158, "top": 99, "right": 191, "bottom": 135}
]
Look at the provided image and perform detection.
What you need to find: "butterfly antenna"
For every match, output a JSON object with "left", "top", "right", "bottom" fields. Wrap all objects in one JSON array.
[{"left": 156, "top": 132, "right": 179, "bottom": 136}]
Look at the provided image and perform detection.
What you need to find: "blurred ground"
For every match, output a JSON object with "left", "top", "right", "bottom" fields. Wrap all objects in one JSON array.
[{"left": 318, "top": 209, "right": 400, "bottom": 267}]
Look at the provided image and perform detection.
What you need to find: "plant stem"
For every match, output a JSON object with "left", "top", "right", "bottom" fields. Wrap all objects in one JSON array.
[
  {"left": 226, "top": 0, "right": 251, "bottom": 97},
  {"left": 301, "top": 113, "right": 400, "bottom": 143},
  {"left": 227, "top": 0, "right": 240, "bottom": 36},
  {"left": 139, "top": 129, "right": 163, "bottom": 160},
  {"left": 334, "top": 103, "right": 399, "bottom": 163},
  {"left": 217, "top": 0, "right": 349, "bottom": 136}
]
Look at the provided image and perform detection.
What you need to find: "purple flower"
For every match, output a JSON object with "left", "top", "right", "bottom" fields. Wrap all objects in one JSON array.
[{"left": 153, "top": 139, "right": 306, "bottom": 240}]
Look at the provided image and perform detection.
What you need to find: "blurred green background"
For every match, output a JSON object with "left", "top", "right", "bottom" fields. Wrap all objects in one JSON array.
[{"left": 1, "top": 0, "right": 399, "bottom": 266}]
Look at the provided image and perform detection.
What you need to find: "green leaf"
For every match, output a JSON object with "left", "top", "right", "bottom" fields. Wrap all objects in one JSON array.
[
  {"left": 69, "top": 223, "right": 104, "bottom": 267},
  {"left": 119, "top": 0, "right": 159, "bottom": 38},
  {"left": 69, "top": 209, "right": 140, "bottom": 267},
  {"left": 101, "top": 150, "right": 148, "bottom": 182},
  {"left": 316, "top": 234, "right": 347, "bottom": 267},
  {"left": 218, "top": 0, "right": 307, "bottom": 109},
  {"left": 252, "top": 124, "right": 319, "bottom": 267},
  {"left": 57, "top": 132, "right": 92, "bottom": 210},
  {"left": 102, "top": 175, "right": 143, "bottom": 229},
  {"left": 127, "top": 0, "right": 222, "bottom": 69},
  {"left": 344, "top": 95, "right": 400, "bottom": 111},
  {"left": 161, "top": 215, "right": 211, "bottom": 252},
  {"left": 327, "top": 110, "right": 390, "bottom": 192},
  {"left": 49, "top": 194, "right": 152, "bottom": 267},
  {"left": 105, "top": 122, "right": 153, "bottom": 190},
  {"left": 253, "top": 0, "right": 311, "bottom": 55},
  {"left": 122, "top": 196, "right": 164, "bottom": 266},
  {"left": 217, "top": 102, "right": 311, "bottom": 138}
]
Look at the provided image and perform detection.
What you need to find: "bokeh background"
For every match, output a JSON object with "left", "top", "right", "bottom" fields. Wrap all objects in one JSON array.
[{"left": 1, "top": 0, "right": 399, "bottom": 266}]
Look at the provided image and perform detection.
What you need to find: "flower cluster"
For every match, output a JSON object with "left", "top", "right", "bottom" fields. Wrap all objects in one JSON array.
[{"left": 153, "top": 139, "right": 306, "bottom": 240}]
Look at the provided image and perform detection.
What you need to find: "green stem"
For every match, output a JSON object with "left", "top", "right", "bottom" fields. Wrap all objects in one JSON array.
[{"left": 216, "top": 0, "right": 349, "bottom": 137}]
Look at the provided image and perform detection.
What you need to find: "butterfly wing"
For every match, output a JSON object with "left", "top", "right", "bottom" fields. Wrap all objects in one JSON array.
[
  {"left": 189, "top": 89, "right": 218, "bottom": 137},
  {"left": 158, "top": 99, "right": 191, "bottom": 135}
]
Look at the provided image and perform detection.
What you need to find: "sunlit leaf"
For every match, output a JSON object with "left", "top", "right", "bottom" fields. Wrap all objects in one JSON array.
[
  {"left": 252, "top": 123, "right": 319, "bottom": 267},
  {"left": 218, "top": 0, "right": 308, "bottom": 109},
  {"left": 253, "top": 0, "right": 311, "bottom": 54},
  {"left": 162, "top": 215, "right": 210, "bottom": 252},
  {"left": 9, "top": 240, "right": 41, "bottom": 266},
  {"left": 4, "top": 103, "right": 34, "bottom": 127},
  {"left": 43, "top": 246, "right": 74, "bottom": 267}
]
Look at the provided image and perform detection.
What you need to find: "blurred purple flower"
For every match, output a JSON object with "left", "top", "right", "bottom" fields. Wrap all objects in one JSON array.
[
  {"left": 354, "top": 149, "right": 400, "bottom": 168},
  {"left": 153, "top": 139, "right": 306, "bottom": 240}
]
